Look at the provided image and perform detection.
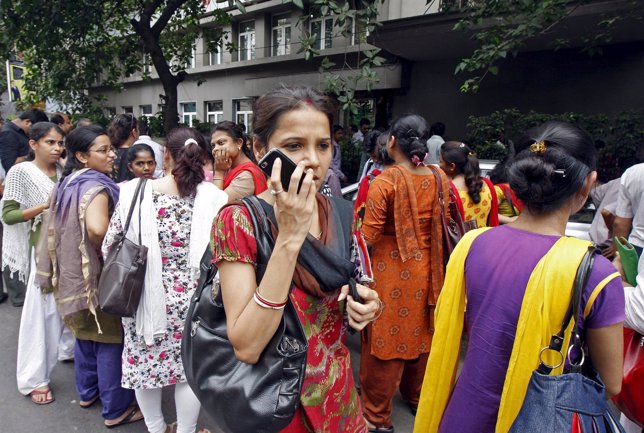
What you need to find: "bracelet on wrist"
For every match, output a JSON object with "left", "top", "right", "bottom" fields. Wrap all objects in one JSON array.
[{"left": 253, "top": 287, "right": 287, "bottom": 310}]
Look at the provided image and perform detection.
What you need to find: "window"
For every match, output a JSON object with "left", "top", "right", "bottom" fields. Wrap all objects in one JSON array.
[
  {"left": 122, "top": 106, "right": 133, "bottom": 114},
  {"left": 310, "top": 15, "right": 334, "bottom": 50},
  {"left": 139, "top": 105, "right": 153, "bottom": 118},
  {"left": 180, "top": 102, "right": 197, "bottom": 127},
  {"left": 208, "top": 41, "right": 222, "bottom": 66},
  {"left": 143, "top": 53, "right": 152, "bottom": 74},
  {"left": 234, "top": 99, "right": 253, "bottom": 132},
  {"left": 205, "top": 101, "right": 224, "bottom": 124},
  {"left": 272, "top": 13, "right": 291, "bottom": 56},
  {"left": 238, "top": 21, "right": 255, "bottom": 61},
  {"left": 186, "top": 45, "right": 197, "bottom": 69}
]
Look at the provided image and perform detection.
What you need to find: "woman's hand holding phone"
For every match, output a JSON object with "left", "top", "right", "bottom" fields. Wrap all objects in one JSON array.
[{"left": 268, "top": 157, "right": 317, "bottom": 249}]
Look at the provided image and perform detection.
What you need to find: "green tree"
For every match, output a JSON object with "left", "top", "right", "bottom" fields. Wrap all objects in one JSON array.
[
  {"left": 0, "top": 0, "right": 386, "bottom": 132},
  {"left": 0, "top": 0, "right": 240, "bottom": 132}
]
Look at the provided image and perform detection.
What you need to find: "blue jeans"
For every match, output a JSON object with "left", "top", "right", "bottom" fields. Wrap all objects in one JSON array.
[{"left": 509, "top": 371, "right": 624, "bottom": 433}]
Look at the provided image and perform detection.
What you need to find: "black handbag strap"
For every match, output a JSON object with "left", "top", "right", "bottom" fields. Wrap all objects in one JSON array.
[
  {"left": 537, "top": 246, "right": 597, "bottom": 375},
  {"left": 122, "top": 178, "right": 147, "bottom": 243}
]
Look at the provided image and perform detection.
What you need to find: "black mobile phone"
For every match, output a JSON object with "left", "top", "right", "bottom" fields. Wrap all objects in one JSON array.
[{"left": 258, "top": 148, "right": 305, "bottom": 193}]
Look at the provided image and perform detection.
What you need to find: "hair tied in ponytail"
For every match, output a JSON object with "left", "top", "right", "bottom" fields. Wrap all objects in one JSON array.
[
  {"left": 411, "top": 153, "right": 427, "bottom": 167},
  {"left": 184, "top": 138, "right": 198, "bottom": 147}
]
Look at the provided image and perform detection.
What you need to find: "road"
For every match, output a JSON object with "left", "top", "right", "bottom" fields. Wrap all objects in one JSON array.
[{"left": 0, "top": 302, "right": 415, "bottom": 433}]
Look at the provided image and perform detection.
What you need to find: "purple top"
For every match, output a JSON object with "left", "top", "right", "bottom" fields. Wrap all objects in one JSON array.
[{"left": 439, "top": 225, "right": 625, "bottom": 433}]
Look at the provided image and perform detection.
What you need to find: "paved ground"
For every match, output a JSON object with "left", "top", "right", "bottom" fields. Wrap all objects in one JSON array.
[{"left": 0, "top": 301, "right": 415, "bottom": 433}]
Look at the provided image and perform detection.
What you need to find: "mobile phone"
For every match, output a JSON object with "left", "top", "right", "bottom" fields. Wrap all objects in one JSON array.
[{"left": 258, "top": 148, "right": 305, "bottom": 193}]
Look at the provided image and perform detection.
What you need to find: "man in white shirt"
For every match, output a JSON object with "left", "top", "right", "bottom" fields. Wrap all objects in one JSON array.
[
  {"left": 134, "top": 122, "right": 164, "bottom": 178},
  {"left": 614, "top": 163, "right": 644, "bottom": 256}
]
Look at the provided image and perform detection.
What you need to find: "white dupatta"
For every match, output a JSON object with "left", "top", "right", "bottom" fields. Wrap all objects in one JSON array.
[
  {"left": 0, "top": 162, "right": 60, "bottom": 282},
  {"left": 117, "top": 179, "right": 227, "bottom": 345}
]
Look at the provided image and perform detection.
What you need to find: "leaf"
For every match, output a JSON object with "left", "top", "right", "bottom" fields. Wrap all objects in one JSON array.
[
  {"left": 292, "top": 0, "right": 304, "bottom": 9},
  {"left": 488, "top": 65, "right": 498, "bottom": 75},
  {"left": 235, "top": 0, "right": 247, "bottom": 14}
]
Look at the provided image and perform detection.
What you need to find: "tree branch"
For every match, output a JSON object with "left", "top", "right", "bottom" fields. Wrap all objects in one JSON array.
[{"left": 151, "top": 0, "right": 186, "bottom": 38}]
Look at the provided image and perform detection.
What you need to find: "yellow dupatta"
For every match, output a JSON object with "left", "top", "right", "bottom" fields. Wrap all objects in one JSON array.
[{"left": 413, "top": 228, "right": 619, "bottom": 433}]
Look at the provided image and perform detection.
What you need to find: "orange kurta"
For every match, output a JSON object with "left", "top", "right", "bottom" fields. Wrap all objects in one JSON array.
[{"left": 361, "top": 166, "right": 443, "bottom": 361}]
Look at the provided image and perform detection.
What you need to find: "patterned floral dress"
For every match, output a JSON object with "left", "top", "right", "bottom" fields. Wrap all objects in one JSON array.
[
  {"left": 103, "top": 191, "right": 196, "bottom": 389},
  {"left": 211, "top": 205, "right": 367, "bottom": 433}
]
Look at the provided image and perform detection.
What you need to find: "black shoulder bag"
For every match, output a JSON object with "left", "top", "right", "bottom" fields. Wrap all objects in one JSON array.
[
  {"left": 98, "top": 178, "right": 148, "bottom": 317},
  {"left": 182, "top": 195, "right": 308, "bottom": 433}
]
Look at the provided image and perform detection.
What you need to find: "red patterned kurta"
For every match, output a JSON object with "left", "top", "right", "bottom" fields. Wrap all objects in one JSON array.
[{"left": 211, "top": 205, "right": 367, "bottom": 433}]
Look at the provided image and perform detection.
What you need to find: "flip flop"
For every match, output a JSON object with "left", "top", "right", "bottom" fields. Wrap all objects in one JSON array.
[
  {"left": 104, "top": 405, "right": 143, "bottom": 429},
  {"left": 79, "top": 394, "right": 99, "bottom": 409},
  {"left": 30, "top": 388, "right": 54, "bottom": 405}
]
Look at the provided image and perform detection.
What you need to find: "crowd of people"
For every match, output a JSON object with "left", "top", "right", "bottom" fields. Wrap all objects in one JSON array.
[{"left": 0, "top": 85, "right": 641, "bottom": 433}]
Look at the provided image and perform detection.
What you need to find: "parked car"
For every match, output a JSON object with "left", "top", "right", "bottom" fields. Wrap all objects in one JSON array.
[{"left": 342, "top": 160, "right": 592, "bottom": 240}]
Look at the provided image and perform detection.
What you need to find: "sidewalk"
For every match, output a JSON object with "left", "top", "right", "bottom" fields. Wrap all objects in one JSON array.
[{"left": 0, "top": 301, "right": 415, "bottom": 433}]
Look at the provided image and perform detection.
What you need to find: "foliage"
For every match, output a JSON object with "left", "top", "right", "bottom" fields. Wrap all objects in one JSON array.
[
  {"left": 293, "top": 0, "right": 387, "bottom": 114},
  {"left": 444, "top": 0, "right": 641, "bottom": 93},
  {"left": 465, "top": 109, "right": 644, "bottom": 179},
  {"left": 0, "top": 0, "right": 241, "bottom": 133}
]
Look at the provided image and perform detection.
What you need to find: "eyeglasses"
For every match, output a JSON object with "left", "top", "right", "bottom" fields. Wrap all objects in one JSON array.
[{"left": 89, "top": 146, "right": 118, "bottom": 155}]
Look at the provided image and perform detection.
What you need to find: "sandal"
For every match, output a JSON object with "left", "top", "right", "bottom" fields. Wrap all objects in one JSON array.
[
  {"left": 104, "top": 405, "right": 144, "bottom": 429},
  {"left": 366, "top": 421, "right": 394, "bottom": 433},
  {"left": 30, "top": 388, "right": 54, "bottom": 405},
  {"left": 79, "top": 394, "right": 100, "bottom": 409}
]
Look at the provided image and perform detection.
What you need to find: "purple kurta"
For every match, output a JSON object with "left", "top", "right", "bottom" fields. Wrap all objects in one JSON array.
[{"left": 439, "top": 225, "right": 625, "bottom": 433}]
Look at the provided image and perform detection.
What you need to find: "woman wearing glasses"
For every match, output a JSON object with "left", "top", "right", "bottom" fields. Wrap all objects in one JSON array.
[
  {"left": 5, "top": 122, "right": 74, "bottom": 406},
  {"left": 37, "top": 125, "right": 143, "bottom": 428},
  {"left": 107, "top": 113, "right": 140, "bottom": 183}
]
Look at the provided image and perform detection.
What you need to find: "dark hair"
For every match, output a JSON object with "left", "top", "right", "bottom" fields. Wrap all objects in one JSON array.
[
  {"left": 29, "top": 122, "right": 64, "bottom": 142},
  {"left": 333, "top": 124, "right": 344, "bottom": 134},
  {"left": 508, "top": 121, "right": 595, "bottom": 213},
  {"left": 359, "top": 118, "right": 371, "bottom": 127},
  {"left": 25, "top": 122, "right": 64, "bottom": 162},
  {"left": 488, "top": 155, "right": 512, "bottom": 184},
  {"left": 138, "top": 121, "right": 150, "bottom": 136},
  {"left": 430, "top": 121, "right": 445, "bottom": 137},
  {"left": 390, "top": 114, "right": 430, "bottom": 164},
  {"left": 165, "top": 127, "right": 208, "bottom": 197},
  {"left": 376, "top": 129, "right": 394, "bottom": 166},
  {"left": 126, "top": 143, "right": 155, "bottom": 165},
  {"left": 350, "top": 124, "right": 358, "bottom": 133},
  {"left": 61, "top": 125, "right": 108, "bottom": 181},
  {"left": 50, "top": 113, "right": 66, "bottom": 126},
  {"left": 19, "top": 109, "right": 48, "bottom": 124},
  {"left": 107, "top": 114, "right": 138, "bottom": 148},
  {"left": 441, "top": 141, "right": 483, "bottom": 203},
  {"left": 252, "top": 86, "right": 336, "bottom": 152},
  {"left": 212, "top": 120, "right": 255, "bottom": 163},
  {"left": 363, "top": 129, "right": 382, "bottom": 154}
]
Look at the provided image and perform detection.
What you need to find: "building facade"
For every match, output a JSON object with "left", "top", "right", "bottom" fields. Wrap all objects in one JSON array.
[{"left": 91, "top": 0, "right": 644, "bottom": 139}]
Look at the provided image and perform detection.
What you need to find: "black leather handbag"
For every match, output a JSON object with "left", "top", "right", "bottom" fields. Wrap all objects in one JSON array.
[
  {"left": 98, "top": 178, "right": 148, "bottom": 317},
  {"left": 182, "top": 195, "right": 308, "bottom": 433}
]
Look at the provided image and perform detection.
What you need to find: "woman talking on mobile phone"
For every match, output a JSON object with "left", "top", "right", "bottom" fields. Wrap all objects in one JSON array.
[{"left": 210, "top": 86, "right": 381, "bottom": 432}]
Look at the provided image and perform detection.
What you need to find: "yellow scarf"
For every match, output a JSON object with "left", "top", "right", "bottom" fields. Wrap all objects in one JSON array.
[{"left": 413, "top": 228, "right": 619, "bottom": 433}]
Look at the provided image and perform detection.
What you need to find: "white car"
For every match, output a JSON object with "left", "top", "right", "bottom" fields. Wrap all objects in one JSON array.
[{"left": 341, "top": 160, "right": 592, "bottom": 240}]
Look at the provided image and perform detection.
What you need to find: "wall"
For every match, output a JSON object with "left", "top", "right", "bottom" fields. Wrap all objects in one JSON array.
[{"left": 393, "top": 42, "right": 644, "bottom": 141}]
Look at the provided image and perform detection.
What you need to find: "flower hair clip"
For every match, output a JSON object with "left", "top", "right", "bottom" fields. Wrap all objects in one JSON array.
[
  {"left": 468, "top": 151, "right": 476, "bottom": 157},
  {"left": 411, "top": 153, "right": 427, "bottom": 167},
  {"left": 530, "top": 140, "right": 547, "bottom": 155}
]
